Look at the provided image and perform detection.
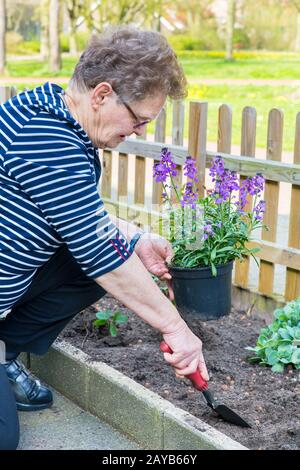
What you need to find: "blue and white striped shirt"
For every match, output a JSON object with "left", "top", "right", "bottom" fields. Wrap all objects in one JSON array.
[{"left": 0, "top": 82, "right": 133, "bottom": 320}]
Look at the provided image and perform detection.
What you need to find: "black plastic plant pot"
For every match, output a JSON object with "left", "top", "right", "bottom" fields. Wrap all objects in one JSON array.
[{"left": 169, "top": 261, "right": 234, "bottom": 321}]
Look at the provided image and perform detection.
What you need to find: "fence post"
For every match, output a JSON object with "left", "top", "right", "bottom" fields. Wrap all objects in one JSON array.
[
  {"left": 217, "top": 103, "right": 232, "bottom": 153},
  {"left": 188, "top": 102, "right": 207, "bottom": 198},
  {"left": 171, "top": 100, "right": 184, "bottom": 203},
  {"left": 101, "top": 150, "right": 113, "bottom": 199},
  {"left": 0, "top": 86, "right": 17, "bottom": 103},
  {"left": 285, "top": 112, "right": 300, "bottom": 301},
  {"left": 259, "top": 108, "right": 283, "bottom": 296},
  {"left": 134, "top": 124, "right": 147, "bottom": 206},
  {"left": 117, "top": 151, "right": 129, "bottom": 220},
  {"left": 152, "top": 106, "right": 167, "bottom": 207},
  {"left": 234, "top": 106, "right": 257, "bottom": 288}
]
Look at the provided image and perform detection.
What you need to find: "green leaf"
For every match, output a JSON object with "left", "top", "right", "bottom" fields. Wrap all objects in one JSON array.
[
  {"left": 247, "top": 247, "right": 261, "bottom": 254},
  {"left": 271, "top": 363, "right": 284, "bottom": 373},
  {"left": 286, "top": 326, "right": 296, "bottom": 338},
  {"left": 211, "top": 262, "right": 217, "bottom": 277},
  {"left": 109, "top": 323, "right": 118, "bottom": 337},
  {"left": 294, "top": 329, "right": 300, "bottom": 340},
  {"left": 247, "top": 356, "right": 261, "bottom": 363},
  {"left": 96, "top": 310, "right": 111, "bottom": 321},
  {"left": 211, "top": 247, "right": 216, "bottom": 262},
  {"left": 291, "top": 348, "right": 300, "bottom": 364},
  {"left": 269, "top": 322, "right": 280, "bottom": 333},
  {"left": 114, "top": 313, "right": 129, "bottom": 324},
  {"left": 266, "top": 349, "right": 278, "bottom": 365},
  {"left": 277, "top": 344, "right": 292, "bottom": 356},
  {"left": 278, "top": 328, "right": 292, "bottom": 340},
  {"left": 274, "top": 309, "right": 287, "bottom": 321},
  {"left": 93, "top": 319, "right": 107, "bottom": 327},
  {"left": 257, "top": 335, "right": 269, "bottom": 347}
]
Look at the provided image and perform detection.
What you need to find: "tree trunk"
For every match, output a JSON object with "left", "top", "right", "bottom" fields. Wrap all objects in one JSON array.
[
  {"left": 49, "top": 0, "right": 61, "bottom": 73},
  {"left": 295, "top": 12, "right": 300, "bottom": 52},
  {"left": 40, "top": 0, "right": 49, "bottom": 60},
  {"left": 0, "top": 0, "right": 6, "bottom": 75},
  {"left": 225, "top": 0, "right": 236, "bottom": 61},
  {"left": 69, "top": 17, "right": 77, "bottom": 56}
]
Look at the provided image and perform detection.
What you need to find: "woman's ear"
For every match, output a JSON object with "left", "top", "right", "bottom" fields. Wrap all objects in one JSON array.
[{"left": 91, "top": 82, "right": 113, "bottom": 109}]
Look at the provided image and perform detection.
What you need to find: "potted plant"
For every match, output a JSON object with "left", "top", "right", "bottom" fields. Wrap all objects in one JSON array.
[{"left": 153, "top": 148, "right": 267, "bottom": 320}]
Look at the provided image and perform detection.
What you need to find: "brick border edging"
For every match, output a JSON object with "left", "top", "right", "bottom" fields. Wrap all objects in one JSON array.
[{"left": 24, "top": 340, "right": 247, "bottom": 450}]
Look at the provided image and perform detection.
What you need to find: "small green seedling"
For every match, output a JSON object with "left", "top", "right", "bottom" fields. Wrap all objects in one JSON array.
[{"left": 93, "top": 309, "right": 128, "bottom": 337}]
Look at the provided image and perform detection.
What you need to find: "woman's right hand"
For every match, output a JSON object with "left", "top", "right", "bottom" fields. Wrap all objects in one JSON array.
[{"left": 161, "top": 321, "right": 209, "bottom": 381}]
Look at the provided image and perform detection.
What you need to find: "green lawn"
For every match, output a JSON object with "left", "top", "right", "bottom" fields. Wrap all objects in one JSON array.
[
  {"left": 4, "top": 51, "right": 300, "bottom": 151},
  {"left": 6, "top": 56, "right": 77, "bottom": 77},
  {"left": 6, "top": 51, "right": 300, "bottom": 80},
  {"left": 150, "top": 84, "right": 300, "bottom": 152},
  {"left": 179, "top": 54, "right": 300, "bottom": 81}
]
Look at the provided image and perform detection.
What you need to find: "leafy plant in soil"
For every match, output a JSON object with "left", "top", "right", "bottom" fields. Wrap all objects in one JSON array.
[
  {"left": 246, "top": 297, "right": 300, "bottom": 372},
  {"left": 93, "top": 309, "right": 128, "bottom": 337}
]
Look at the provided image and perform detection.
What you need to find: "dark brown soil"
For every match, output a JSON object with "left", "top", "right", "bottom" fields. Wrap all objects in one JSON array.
[{"left": 59, "top": 293, "right": 300, "bottom": 450}]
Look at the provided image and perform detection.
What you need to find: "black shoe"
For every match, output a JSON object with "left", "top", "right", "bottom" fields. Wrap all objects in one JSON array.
[{"left": 4, "top": 359, "right": 53, "bottom": 411}]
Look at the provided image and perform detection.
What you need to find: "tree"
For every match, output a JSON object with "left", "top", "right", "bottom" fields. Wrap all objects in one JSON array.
[
  {"left": 226, "top": 0, "right": 236, "bottom": 60},
  {"left": 241, "top": 0, "right": 294, "bottom": 51},
  {"left": 49, "top": 0, "right": 61, "bottom": 72},
  {"left": 179, "top": 0, "right": 215, "bottom": 34},
  {"left": 40, "top": 0, "right": 49, "bottom": 59},
  {"left": 0, "top": 0, "right": 6, "bottom": 75},
  {"left": 65, "top": 0, "right": 87, "bottom": 55},
  {"left": 94, "top": 0, "right": 145, "bottom": 31},
  {"left": 75, "top": 0, "right": 153, "bottom": 33},
  {"left": 284, "top": 1, "right": 300, "bottom": 51}
]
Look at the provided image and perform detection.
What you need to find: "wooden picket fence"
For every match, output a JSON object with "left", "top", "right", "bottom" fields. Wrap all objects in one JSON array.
[
  {"left": 1, "top": 85, "right": 300, "bottom": 307},
  {"left": 100, "top": 101, "right": 300, "bottom": 305}
]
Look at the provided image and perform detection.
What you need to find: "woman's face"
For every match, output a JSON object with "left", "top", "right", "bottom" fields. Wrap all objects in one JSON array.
[{"left": 78, "top": 83, "right": 166, "bottom": 149}]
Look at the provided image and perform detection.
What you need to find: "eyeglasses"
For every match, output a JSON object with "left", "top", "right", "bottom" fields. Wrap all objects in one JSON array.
[
  {"left": 113, "top": 89, "right": 151, "bottom": 129},
  {"left": 121, "top": 101, "right": 151, "bottom": 129}
]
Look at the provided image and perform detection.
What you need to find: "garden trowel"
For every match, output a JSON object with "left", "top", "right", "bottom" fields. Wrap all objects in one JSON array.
[{"left": 160, "top": 342, "right": 251, "bottom": 428}]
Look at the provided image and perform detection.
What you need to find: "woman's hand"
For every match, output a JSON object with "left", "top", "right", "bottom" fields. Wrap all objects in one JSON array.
[
  {"left": 161, "top": 321, "right": 209, "bottom": 381},
  {"left": 135, "top": 233, "right": 174, "bottom": 301}
]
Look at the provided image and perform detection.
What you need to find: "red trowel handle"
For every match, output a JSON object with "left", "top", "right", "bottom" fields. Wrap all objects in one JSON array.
[{"left": 160, "top": 341, "right": 208, "bottom": 392}]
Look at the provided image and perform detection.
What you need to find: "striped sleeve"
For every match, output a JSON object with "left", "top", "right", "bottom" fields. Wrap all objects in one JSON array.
[{"left": 3, "top": 132, "right": 134, "bottom": 278}]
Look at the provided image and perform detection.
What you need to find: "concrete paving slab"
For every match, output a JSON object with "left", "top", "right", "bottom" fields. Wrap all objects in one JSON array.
[{"left": 18, "top": 387, "right": 140, "bottom": 450}]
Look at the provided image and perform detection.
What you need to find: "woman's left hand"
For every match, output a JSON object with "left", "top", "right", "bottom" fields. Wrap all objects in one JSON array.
[{"left": 135, "top": 233, "right": 174, "bottom": 301}]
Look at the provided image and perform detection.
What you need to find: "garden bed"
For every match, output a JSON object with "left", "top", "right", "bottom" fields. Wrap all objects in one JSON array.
[{"left": 59, "top": 292, "right": 299, "bottom": 450}]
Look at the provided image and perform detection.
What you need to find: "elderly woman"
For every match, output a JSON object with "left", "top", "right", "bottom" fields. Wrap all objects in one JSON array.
[{"left": 0, "top": 26, "right": 208, "bottom": 449}]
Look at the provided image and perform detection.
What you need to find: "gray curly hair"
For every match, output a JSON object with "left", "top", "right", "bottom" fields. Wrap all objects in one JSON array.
[{"left": 70, "top": 25, "right": 187, "bottom": 103}]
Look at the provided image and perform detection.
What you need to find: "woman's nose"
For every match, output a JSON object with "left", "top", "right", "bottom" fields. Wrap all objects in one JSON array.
[{"left": 134, "top": 126, "right": 145, "bottom": 137}]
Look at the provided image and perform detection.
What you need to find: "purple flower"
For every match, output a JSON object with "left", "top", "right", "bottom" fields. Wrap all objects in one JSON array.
[
  {"left": 204, "top": 224, "right": 213, "bottom": 233},
  {"left": 213, "top": 169, "right": 239, "bottom": 204},
  {"left": 209, "top": 156, "right": 225, "bottom": 181},
  {"left": 253, "top": 200, "right": 266, "bottom": 221},
  {"left": 203, "top": 223, "right": 215, "bottom": 238},
  {"left": 183, "top": 156, "right": 199, "bottom": 183},
  {"left": 208, "top": 156, "right": 240, "bottom": 203},
  {"left": 248, "top": 174, "right": 265, "bottom": 195},
  {"left": 238, "top": 173, "right": 265, "bottom": 209},
  {"left": 180, "top": 181, "right": 198, "bottom": 209},
  {"left": 153, "top": 147, "right": 178, "bottom": 183}
]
